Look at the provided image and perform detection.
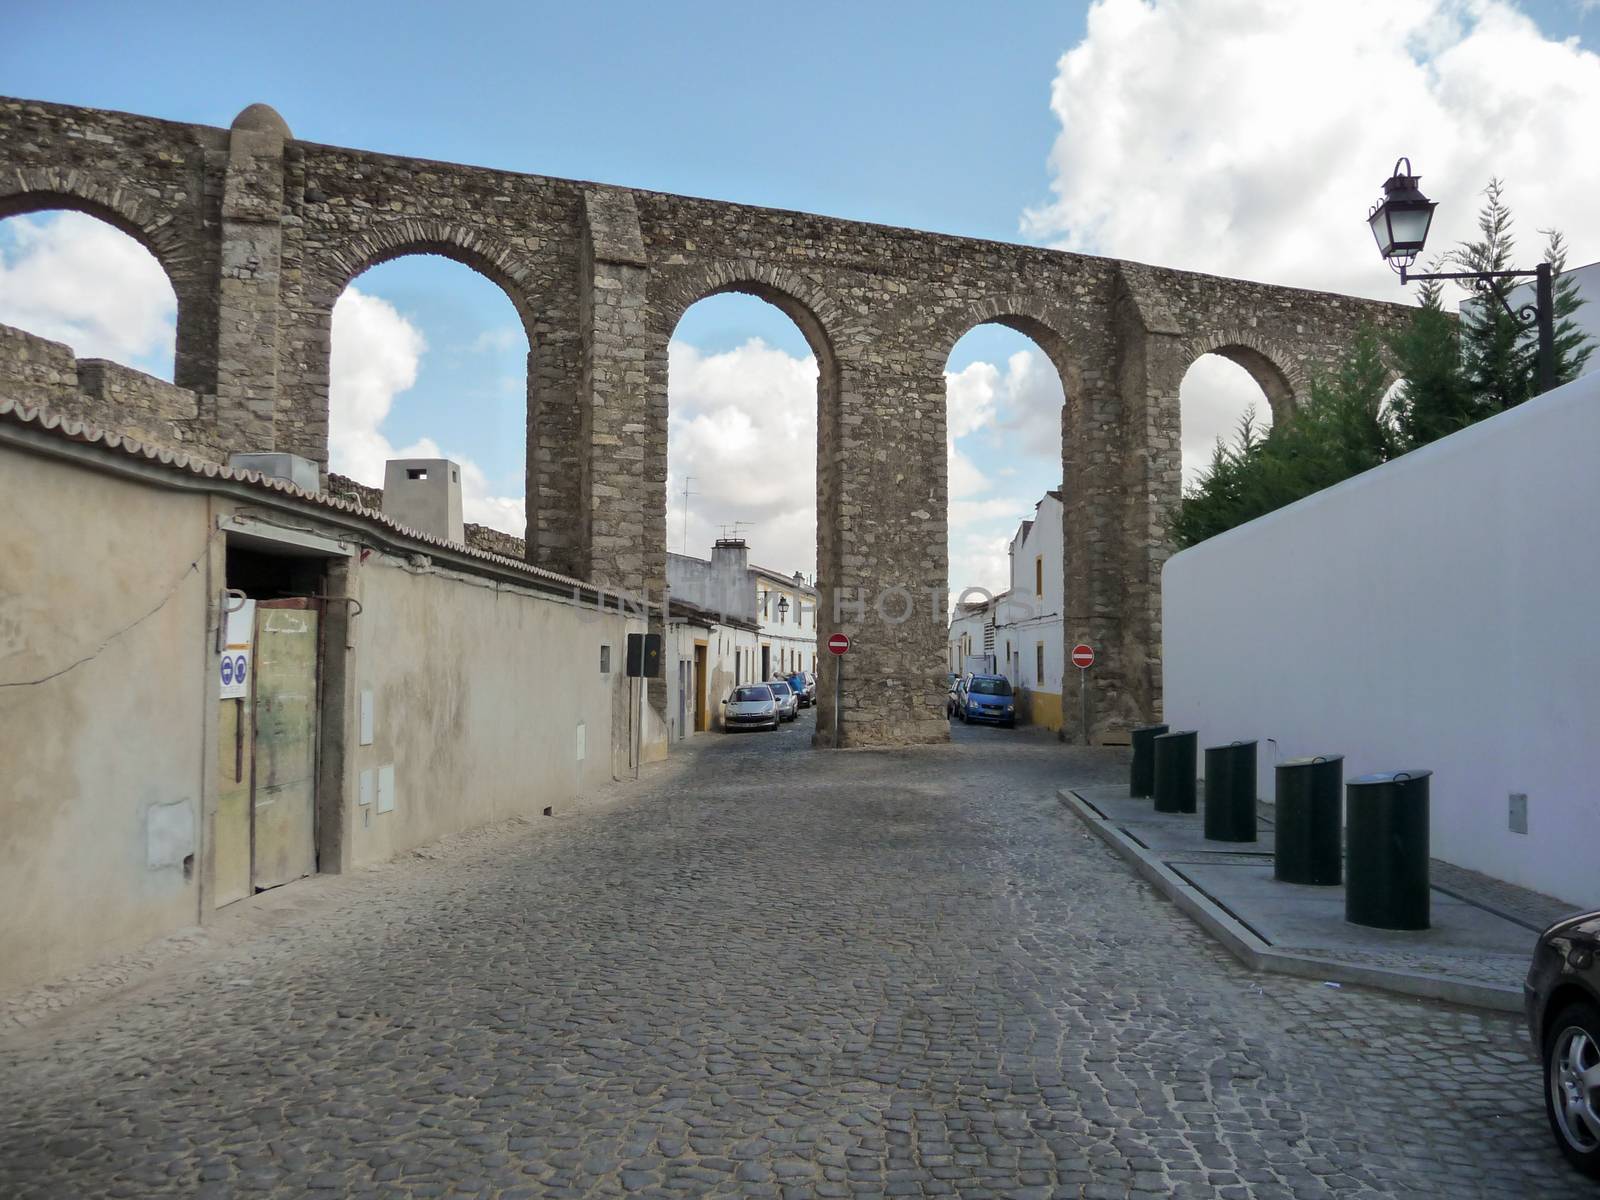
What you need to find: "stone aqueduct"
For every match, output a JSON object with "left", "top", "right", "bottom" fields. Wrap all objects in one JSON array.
[{"left": 0, "top": 96, "right": 1411, "bottom": 746}]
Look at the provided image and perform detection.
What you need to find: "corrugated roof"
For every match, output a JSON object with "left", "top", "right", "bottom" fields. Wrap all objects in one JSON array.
[{"left": 0, "top": 399, "right": 601, "bottom": 595}]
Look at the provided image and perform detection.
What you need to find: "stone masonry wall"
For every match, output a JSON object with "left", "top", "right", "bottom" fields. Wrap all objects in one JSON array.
[
  {"left": 0, "top": 94, "right": 1417, "bottom": 746},
  {"left": 0, "top": 322, "right": 221, "bottom": 459}
]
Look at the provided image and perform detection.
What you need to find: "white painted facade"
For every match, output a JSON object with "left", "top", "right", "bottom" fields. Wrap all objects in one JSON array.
[
  {"left": 1162, "top": 372, "right": 1600, "bottom": 907},
  {"left": 754, "top": 564, "right": 819, "bottom": 680},
  {"left": 946, "top": 491, "right": 1067, "bottom": 729}
]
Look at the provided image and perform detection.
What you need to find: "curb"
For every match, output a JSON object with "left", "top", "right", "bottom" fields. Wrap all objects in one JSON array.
[{"left": 1058, "top": 788, "right": 1523, "bottom": 1013}]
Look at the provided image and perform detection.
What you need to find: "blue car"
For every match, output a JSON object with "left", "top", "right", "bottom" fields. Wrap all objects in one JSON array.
[{"left": 954, "top": 674, "right": 1016, "bottom": 728}]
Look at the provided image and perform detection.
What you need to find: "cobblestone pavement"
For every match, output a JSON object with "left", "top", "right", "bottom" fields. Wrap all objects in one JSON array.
[{"left": 0, "top": 714, "right": 1585, "bottom": 1198}]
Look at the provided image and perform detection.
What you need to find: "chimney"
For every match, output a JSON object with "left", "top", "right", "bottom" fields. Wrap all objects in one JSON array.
[
  {"left": 383, "top": 458, "right": 464, "bottom": 544},
  {"left": 710, "top": 538, "right": 753, "bottom": 621}
]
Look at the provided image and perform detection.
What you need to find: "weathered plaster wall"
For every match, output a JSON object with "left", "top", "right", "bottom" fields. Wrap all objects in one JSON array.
[
  {"left": 0, "top": 426, "right": 639, "bottom": 990},
  {"left": 0, "top": 94, "right": 1417, "bottom": 746},
  {"left": 342, "top": 554, "right": 636, "bottom": 868},
  {"left": 0, "top": 447, "right": 211, "bottom": 992}
]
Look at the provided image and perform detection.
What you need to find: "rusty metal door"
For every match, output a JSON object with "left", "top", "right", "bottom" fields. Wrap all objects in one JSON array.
[{"left": 251, "top": 599, "right": 319, "bottom": 890}]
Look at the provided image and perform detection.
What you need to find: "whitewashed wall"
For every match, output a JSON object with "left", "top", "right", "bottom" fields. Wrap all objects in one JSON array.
[{"left": 1163, "top": 374, "right": 1600, "bottom": 908}]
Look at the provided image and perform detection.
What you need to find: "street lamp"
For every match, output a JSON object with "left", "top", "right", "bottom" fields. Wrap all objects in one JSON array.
[
  {"left": 776, "top": 596, "right": 790, "bottom": 622},
  {"left": 1369, "top": 157, "right": 1557, "bottom": 395}
]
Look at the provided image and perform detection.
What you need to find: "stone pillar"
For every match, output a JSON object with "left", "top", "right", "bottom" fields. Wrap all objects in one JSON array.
[
  {"left": 215, "top": 104, "right": 289, "bottom": 453},
  {"left": 527, "top": 331, "right": 585, "bottom": 578},
  {"left": 1108, "top": 263, "right": 1189, "bottom": 734},
  {"left": 813, "top": 356, "right": 948, "bottom": 747},
  {"left": 578, "top": 186, "right": 657, "bottom": 598}
]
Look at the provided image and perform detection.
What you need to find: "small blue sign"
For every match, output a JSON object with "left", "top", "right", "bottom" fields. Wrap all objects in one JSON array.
[
  {"left": 221, "top": 657, "right": 234, "bottom": 685},
  {"left": 234, "top": 654, "right": 247, "bottom": 682}
]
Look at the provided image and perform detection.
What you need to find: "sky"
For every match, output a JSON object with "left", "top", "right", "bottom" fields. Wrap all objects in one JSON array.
[{"left": 4, "top": 0, "right": 1600, "bottom": 599}]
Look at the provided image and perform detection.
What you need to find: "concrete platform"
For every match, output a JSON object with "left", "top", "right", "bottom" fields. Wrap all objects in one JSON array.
[{"left": 1062, "top": 783, "right": 1544, "bottom": 1011}]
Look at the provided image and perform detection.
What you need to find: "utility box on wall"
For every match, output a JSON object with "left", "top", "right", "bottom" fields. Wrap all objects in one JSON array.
[{"left": 383, "top": 458, "right": 464, "bottom": 545}]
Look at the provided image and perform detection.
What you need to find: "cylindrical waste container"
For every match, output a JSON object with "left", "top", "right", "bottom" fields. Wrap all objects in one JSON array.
[
  {"left": 1275, "top": 755, "right": 1343, "bottom": 885},
  {"left": 1203, "top": 741, "right": 1257, "bottom": 842},
  {"left": 1345, "top": 770, "right": 1431, "bottom": 930},
  {"left": 1129, "top": 723, "right": 1169, "bottom": 797},
  {"left": 1152, "top": 730, "right": 1197, "bottom": 814}
]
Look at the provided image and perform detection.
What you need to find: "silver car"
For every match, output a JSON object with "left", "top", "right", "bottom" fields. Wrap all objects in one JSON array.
[
  {"left": 768, "top": 679, "right": 800, "bottom": 722},
  {"left": 722, "top": 684, "right": 779, "bottom": 732}
]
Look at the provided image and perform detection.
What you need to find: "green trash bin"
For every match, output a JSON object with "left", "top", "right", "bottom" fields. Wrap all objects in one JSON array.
[
  {"left": 1274, "top": 755, "right": 1342, "bottom": 885},
  {"left": 1129, "top": 723, "right": 1169, "bottom": 797},
  {"left": 1203, "top": 741, "right": 1257, "bottom": 843},
  {"left": 1152, "top": 730, "right": 1197, "bottom": 814},
  {"left": 1345, "top": 770, "right": 1431, "bottom": 930}
]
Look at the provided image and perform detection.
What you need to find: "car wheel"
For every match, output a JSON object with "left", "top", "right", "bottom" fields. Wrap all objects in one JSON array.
[
  {"left": 1545, "top": 1000, "right": 1600, "bottom": 1178},
  {"left": 1004, "top": 720, "right": 1015, "bottom": 729}
]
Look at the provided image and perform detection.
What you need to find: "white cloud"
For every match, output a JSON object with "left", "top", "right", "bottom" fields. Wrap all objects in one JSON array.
[
  {"left": 667, "top": 337, "right": 819, "bottom": 575},
  {"left": 469, "top": 326, "right": 522, "bottom": 354},
  {"left": 329, "top": 288, "right": 525, "bottom": 536},
  {"left": 1180, "top": 355, "right": 1272, "bottom": 488},
  {"left": 1025, "top": 0, "right": 1600, "bottom": 301},
  {"left": 0, "top": 212, "right": 175, "bottom": 375},
  {"left": 943, "top": 348, "right": 1064, "bottom": 599}
]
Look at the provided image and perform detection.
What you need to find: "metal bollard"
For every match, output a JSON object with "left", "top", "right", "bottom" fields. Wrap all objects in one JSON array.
[
  {"left": 1129, "top": 723, "right": 1169, "bottom": 797},
  {"left": 1203, "top": 740, "right": 1258, "bottom": 843},
  {"left": 1152, "top": 730, "right": 1197, "bottom": 814},
  {"left": 1274, "top": 756, "right": 1343, "bottom": 885},
  {"left": 1345, "top": 770, "right": 1431, "bottom": 930}
]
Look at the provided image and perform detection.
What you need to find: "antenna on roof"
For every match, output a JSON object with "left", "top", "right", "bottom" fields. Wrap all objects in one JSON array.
[{"left": 718, "top": 521, "right": 749, "bottom": 542}]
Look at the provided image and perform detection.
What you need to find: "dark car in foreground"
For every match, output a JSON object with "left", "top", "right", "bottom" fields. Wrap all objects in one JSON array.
[
  {"left": 1525, "top": 909, "right": 1600, "bottom": 1178},
  {"left": 952, "top": 673, "right": 1015, "bottom": 728}
]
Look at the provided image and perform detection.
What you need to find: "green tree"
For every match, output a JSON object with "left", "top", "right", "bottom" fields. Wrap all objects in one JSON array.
[
  {"left": 1170, "top": 180, "right": 1593, "bottom": 548},
  {"left": 1387, "top": 277, "right": 1480, "bottom": 449},
  {"left": 1448, "top": 180, "right": 1592, "bottom": 411},
  {"left": 1169, "top": 327, "right": 1395, "bottom": 550}
]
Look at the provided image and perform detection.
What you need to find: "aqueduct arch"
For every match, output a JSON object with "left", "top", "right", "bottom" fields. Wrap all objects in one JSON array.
[{"left": 0, "top": 95, "right": 1414, "bottom": 746}]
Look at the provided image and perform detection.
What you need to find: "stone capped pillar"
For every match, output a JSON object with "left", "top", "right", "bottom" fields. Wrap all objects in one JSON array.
[
  {"left": 1106, "top": 262, "right": 1189, "bottom": 735},
  {"left": 578, "top": 186, "right": 658, "bottom": 598},
  {"left": 216, "top": 103, "right": 289, "bottom": 453}
]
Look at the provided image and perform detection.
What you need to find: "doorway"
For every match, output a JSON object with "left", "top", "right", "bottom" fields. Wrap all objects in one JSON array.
[
  {"left": 214, "top": 540, "right": 330, "bottom": 908},
  {"left": 760, "top": 643, "right": 771, "bottom": 680},
  {"left": 693, "top": 641, "right": 708, "bottom": 732}
]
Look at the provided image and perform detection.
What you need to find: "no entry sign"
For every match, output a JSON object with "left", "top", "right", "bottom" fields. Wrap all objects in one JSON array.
[
  {"left": 1071, "top": 643, "right": 1095, "bottom": 669},
  {"left": 827, "top": 632, "right": 851, "bottom": 655}
]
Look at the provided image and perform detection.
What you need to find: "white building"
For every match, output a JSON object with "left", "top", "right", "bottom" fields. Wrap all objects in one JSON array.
[
  {"left": 946, "top": 490, "right": 1067, "bottom": 731},
  {"left": 753, "top": 563, "right": 819, "bottom": 680},
  {"left": 667, "top": 540, "right": 818, "bottom": 726}
]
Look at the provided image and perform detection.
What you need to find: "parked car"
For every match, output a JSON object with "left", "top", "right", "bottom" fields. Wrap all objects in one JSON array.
[
  {"left": 1525, "top": 909, "right": 1600, "bottom": 1178},
  {"left": 768, "top": 679, "right": 800, "bottom": 722},
  {"left": 785, "top": 671, "right": 811, "bottom": 707},
  {"left": 953, "top": 673, "right": 1015, "bottom": 728},
  {"left": 722, "top": 684, "right": 779, "bottom": 732},
  {"left": 945, "top": 672, "right": 960, "bottom": 716}
]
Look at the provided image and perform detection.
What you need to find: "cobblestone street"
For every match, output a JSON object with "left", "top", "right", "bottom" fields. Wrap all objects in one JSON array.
[{"left": 0, "top": 719, "right": 1584, "bottom": 1198}]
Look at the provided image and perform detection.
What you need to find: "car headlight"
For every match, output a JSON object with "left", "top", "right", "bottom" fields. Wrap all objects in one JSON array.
[{"left": 1003, "top": 705, "right": 1014, "bottom": 713}]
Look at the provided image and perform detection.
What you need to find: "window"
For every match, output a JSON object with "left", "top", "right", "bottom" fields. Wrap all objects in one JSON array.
[
  {"left": 1035, "top": 555, "right": 1043, "bottom": 596},
  {"left": 600, "top": 644, "right": 612, "bottom": 674},
  {"left": 1036, "top": 643, "right": 1045, "bottom": 686}
]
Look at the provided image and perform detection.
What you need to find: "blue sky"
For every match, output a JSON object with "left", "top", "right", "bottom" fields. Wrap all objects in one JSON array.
[{"left": 5, "top": 0, "right": 1600, "bottom": 591}]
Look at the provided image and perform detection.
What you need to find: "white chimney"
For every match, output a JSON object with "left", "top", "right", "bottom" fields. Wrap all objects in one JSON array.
[{"left": 383, "top": 458, "right": 464, "bottom": 544}]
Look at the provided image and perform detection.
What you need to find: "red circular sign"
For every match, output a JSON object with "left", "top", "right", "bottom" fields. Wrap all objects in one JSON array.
[
  {"left": 1071, "top": 643, "right": 1094, "bottom": 669},
  {"left": 827, "top": 632, "right": 851, "bottom": 655}
]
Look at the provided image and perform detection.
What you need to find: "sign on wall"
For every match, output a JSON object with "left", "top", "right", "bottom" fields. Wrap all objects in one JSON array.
[{"left": 219, "top": 598, "right": 255, "bottom": 699}]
